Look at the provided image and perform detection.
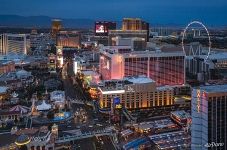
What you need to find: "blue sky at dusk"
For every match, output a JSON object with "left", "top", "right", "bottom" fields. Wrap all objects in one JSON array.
[{"left": 0, "top": 0, "right": 227, "bottom": 25}]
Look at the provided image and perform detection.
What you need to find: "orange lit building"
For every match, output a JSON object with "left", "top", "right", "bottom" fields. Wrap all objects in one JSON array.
[
  {"left": 122, "top": 18, "right": 148, "bottom": 31},
  {"left": 98, "top": 76, "right": 174, "bottom": 109},
  {"left": 57, "top": 31, "right": 81, "bottom": 48},
  {"left": 0, "top": 61, "right": 15, "bottom": 74},
  {"left": 51, "top": 19, "right": 62, "bottom": 39},
  {"left": 122, "top": 18, "right": 149, "bottom": 41}
]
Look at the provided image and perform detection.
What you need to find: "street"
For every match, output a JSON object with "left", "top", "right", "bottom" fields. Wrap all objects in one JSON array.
[{"left": 60, "top": 59, "right": 116, "bottom": 150}]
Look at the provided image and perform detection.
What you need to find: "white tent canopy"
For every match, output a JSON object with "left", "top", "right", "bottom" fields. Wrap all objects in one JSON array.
[{"left": 36, "top": 100, "right": 51, "bottom": 111}]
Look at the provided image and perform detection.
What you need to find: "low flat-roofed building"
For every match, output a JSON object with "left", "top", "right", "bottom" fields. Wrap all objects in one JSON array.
[
  {"left": 0, "top": 86, "right": 10, "bottom": 106},
  {"left": 149, "top": 131, "right": 191, "bottom": 150},
  {"left": 0, "top": 60, "right": 15, "bottom": 75},
  {"left": 133, "top": 118, "right": 179, "bottom": 134},
  {"left": 170, "top": 110, "right": 191, "bottom": 127},
  {"left": 98, "top": 75, "right": 174, "bottom": 109}
]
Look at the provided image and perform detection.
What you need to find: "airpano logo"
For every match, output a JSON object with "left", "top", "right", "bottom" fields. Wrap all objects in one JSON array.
[{"left": 204, "top": 142, "right": 224, "bottom": 148}]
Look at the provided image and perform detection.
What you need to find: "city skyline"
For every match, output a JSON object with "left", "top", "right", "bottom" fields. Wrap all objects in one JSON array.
[
  {"left": 1, "top": 1, "right": 227, "bottom": 149},
  {"left": 0, "top": 0, "right": 227, "bottom": 26}
]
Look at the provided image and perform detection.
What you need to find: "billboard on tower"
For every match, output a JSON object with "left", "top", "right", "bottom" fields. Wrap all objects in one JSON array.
[{"left": 95, "top": 21, "right": 116, "bottom": 36}]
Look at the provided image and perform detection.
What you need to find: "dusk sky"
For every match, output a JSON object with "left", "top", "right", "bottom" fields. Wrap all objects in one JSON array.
[{"left": 0, "top": 0, "right": 227, "bottom": 26}]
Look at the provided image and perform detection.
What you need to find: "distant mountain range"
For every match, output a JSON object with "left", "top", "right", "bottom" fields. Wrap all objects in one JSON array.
[
  {"left": 0, "top": 15, "right": 96, "bottom": 29},
  {"left": 0, "top": 15, "right": 225, "bottom": 29}
]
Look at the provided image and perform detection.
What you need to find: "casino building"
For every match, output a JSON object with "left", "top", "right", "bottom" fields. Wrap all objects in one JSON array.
[
  {"left": 57, "top": 31, "right": 81, "bottom": 48},
  {"left": 191, "top": 85, "right": 227, "bottom": 150},
  {"left": 0, "top": 34, "right": 28, "bottom": 55},
  {"left": 98, "top": 75, "right": 174, "bottom": 109},
  {"left": 99, "top": 45, "right": 185, "bottom": 86}
]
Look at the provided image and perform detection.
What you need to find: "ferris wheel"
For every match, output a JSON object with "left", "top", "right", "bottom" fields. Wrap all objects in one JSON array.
[{"left": 182, "top": 21, "right": 211, "bottom": 61}]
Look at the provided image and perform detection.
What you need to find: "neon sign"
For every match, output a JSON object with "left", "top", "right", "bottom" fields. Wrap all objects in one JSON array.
[
  {"left": 125, "top": 85, "right": 135, "bottom": 92},
  {"left": 197, "top": 90, "right": 201, "bottom": 113}
]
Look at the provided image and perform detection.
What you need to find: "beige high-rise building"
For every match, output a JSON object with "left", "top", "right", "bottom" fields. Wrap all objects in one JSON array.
[{"left": 98, "top": 76, "right": 174, "bottom": 109}]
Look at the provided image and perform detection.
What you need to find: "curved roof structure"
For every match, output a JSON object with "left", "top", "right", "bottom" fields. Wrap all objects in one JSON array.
[
  {"left": 15, "top": 134, "right": 31, "bottom": 146},
  {"left": 36, "top": 100, "right": 51, "bottom": 111},
  {"left": 9, "top": 105, "right": 30, "bottom": 114}
]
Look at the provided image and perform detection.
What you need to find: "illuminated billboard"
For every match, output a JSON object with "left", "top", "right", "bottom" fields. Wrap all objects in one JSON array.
[
  {"left": 113, "top": 97, "right": 120, "bottom": 105},
  {"left": 96, "top": 25, "right": 105, "bottom": 33},
  {"left": 95, "top": 21, "right": 116, "bottom": 36}
]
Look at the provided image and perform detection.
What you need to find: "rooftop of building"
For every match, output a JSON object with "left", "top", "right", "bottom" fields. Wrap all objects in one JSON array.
[
  {"left": 156, "top": 86, "right": 174, "bottom": 91},
  {"left": 171, "top": 110, "right": 191, "bottom": 119},
  {"left": 196, "top": 84, "right": 227, "bottom": 93},
  {"left": 100, "top": 45, "right": 184, "bottom": 57},
  {"left": 99, "top": 76, "right": 154, "bottom": 91},
  {"left": 0, "top": 86, "right": 9, "bottom": 93},
  {"left": 0, "top": 60, "right": 14, "bottom": 65},
  {"left": 109, "top": 30, "right": 147, "bottom": 33},
  {"left": 133, "top": 118, "right": 177, "bottom": 131},
  {"left": 81, "top": 70, "right": 100, "bottom": 76},
  {"left": 149, "top": 131, "right": 191, "bottom": 150},
  {"left": 0, "top": 54, "right": 47, "bottom": 65},
  {"left": 198, "top": 52, "right": 227, "bottom": 61},
  {"left": 124, "top": 75, "right": 155, "bottom": 84},
  {"left": 98, "top": 76, "right": 175, "bottom": 93}
]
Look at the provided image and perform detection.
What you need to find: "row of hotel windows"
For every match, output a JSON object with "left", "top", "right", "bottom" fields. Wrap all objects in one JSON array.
[
  {"left": 207, "top": 96, "right": 227, "bottom": 145},
  {"left": 102, "top": 99, "right": 173, "bottom": 108},
  {"left": 101, "top": 93, "right": 174, "bottom": 107},
  {"left": 124, "top": 56, "right": 184, "bottom": 62},
  {"left": 102, "top": 91, "right": 173, "bottom": 98}
]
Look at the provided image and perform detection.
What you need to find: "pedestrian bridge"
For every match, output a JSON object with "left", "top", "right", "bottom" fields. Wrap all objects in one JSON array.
[{"left": 55, "top": 128, "right": 114, "bottom": 143}]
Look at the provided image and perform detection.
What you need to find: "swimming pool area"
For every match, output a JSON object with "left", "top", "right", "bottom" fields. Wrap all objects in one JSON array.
[
  {"left": 53, "top": 112, "right": 71, "bottom": 121},
  {"left": 123, "top": 137, "right": 150, "bottom": 150}
]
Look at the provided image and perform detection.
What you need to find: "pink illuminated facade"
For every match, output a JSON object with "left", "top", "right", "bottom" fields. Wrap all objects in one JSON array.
[{"left": 99, "top": 46, "right": 185, "bottom": 86}]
